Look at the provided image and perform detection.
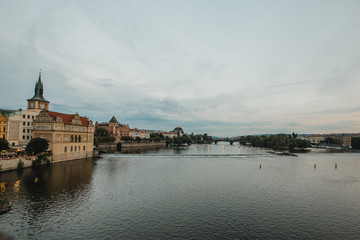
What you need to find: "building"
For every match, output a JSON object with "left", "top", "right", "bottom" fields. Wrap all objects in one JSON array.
[
  {"left": 306, "top": 135, "right": 326, "bottom": 144},
  {"left": 159, "top": 131, "right": 177, "bottom": 139},
  {"left": 7, "top": 109, "right": 40, "bottom": 148},
  {"left": 2, "top": 71, "right": 96, "bottom": 161},
  {"left": 33, "top": 111, "right": 94, "bottom": 162},
  {"left": 0, "top": 113, "right": 7, "bottom": 139},
  {"left": 129, "top": 128, "right": 151, "bottom": 139},
  {"left": 173, "top": 127, "right": 184, "bottom": 136},
  {"left": 4, "top": 73, "right": 48, "bottom": 148},
  {"left": 95, "top": 116, "right": 130, "bottom": 142}
]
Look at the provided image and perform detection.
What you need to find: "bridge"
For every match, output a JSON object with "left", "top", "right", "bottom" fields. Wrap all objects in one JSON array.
[{"left": 213, "top": 139, "right": 240, "bottom": 145}]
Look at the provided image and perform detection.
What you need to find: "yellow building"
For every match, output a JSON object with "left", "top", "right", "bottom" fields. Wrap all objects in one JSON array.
[
  {"left": 0, "top": 113, "right": 7, "bottom": 139},
  {"left": 33, "top": 111, "right": 94, "bottom": 162}
]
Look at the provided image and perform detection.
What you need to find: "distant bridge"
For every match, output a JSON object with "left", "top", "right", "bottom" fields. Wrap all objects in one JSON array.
[{"left": 213, "top": 139, "right": 240, "bottom": 145}]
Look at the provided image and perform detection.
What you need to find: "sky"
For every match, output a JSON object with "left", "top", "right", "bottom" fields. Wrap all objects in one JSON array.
[{"left": 1, "top": 0, "right": 360, "bottom": 137}]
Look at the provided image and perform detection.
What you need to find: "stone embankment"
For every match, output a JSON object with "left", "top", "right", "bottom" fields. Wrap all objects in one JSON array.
[
  {"left": 0, "top": 150, "right": 99, "bottom": 173},
  {"left": 0, "top": 157, "right": 35, "bottom": 172},
  {"left": 99, "top": 142, "right": 165, "bottom": 152}
]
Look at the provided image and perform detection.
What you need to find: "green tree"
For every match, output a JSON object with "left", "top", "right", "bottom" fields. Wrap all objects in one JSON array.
[
  {"left": 95, "top": 127, "right": 109, "bottom": 137},
  {"left": 121, "top": 136, "right": 134, "bottom": 142},
  {"left": 351, "top": 137, "right": 360, "bottom": 149},
  {"left": 26, "top": 138, "right": 49, "bottom": 155},
  {"left": 0, "top": 138, "right": 9, "bottom": 151},
  {"left": 25, "top": 138, "right": 49, "bottom": 155}
]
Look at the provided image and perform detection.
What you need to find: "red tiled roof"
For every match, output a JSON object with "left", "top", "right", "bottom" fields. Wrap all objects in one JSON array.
[{"left": 48, "top": 111, "right": 90, "bottom": 126}]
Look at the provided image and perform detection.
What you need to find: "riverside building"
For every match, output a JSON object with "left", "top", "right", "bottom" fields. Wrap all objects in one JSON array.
[
  {"left": 3, "top": 71, "right": 95, "bottom": 161},
  {"left": 33, "top": 111, "right": 94, "bottom": 162},
  {"left": 95, "top": 116, "right": 130, "bottom": 142},
  {"left": 4, "top": 73, "right": 48, "bottom": 148}
]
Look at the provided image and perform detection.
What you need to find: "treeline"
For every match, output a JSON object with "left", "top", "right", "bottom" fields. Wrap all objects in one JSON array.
[{"left": 239, "top": 133, "right": 311, "bottom": 151}]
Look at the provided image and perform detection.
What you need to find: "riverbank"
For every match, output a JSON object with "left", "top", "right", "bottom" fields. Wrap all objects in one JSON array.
[
  {"left": 98, "top": 142, "right": 165, "bottom": 153},
  {"left": 0, "top": 150, "right": 99, "bottom": 173}
]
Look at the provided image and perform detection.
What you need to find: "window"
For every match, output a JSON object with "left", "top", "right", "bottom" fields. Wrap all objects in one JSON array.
[
  {"left": 27, "top": 122, "right": 30, "bottom": 126},
  {"left": 27, "top": 115, "right": 30, "bottom": 119},
  {"left": 23, "top": 129, "right": 25, "bottom": 133},
  {"left": 70, "top": 146, "right": 73, "bottom": 152},
  {"left": 32, "top": 116, "right": 34, "bottom": 119},
  {"left": 64, "top": 147, "right": 67, "bottom": 152},
  {"left": 22, "top": 136, "right": 25, "bottom": 139},
  {"left": 79, "top": 146, "right": 80, "bottom": 151},
  {"left": 23, "top": 122, "right": 25, "bottom": 126},
  {"left": 71, "top": 135, "right": 74, "bottom": 142},
  {"left": 83, "top": 146, "right": 85, "bottom": 151},
  {"left": 12, "top": 143, "right": 15, "bottom": 146},
  {"left": 75, "top": 135, "right": 78, "bottom": 142},
  {"left": 79, "top": 135, "right": 81, "bottom": 142},
  {"left": 75, "top": 146, "right": 77, "bottom": 152},
  {"left": 27, "top": 129, "right": 30, "bottom": 133},
  {"left": 23, "top": 115, "right": 25, "bottom": 118},
  {"left": 27, "top": 136, "right": 29, "bottom": 139}
]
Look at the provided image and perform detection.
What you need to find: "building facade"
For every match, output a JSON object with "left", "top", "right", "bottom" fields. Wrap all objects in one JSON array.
[
  {"left": 33, "top": 111, "right": 94, "bottom": 162},
  {"left": 4, "top": 73, "right": 48, "bottom": 148},
  {"left": 95, "top": 116, "right": 130, "bottom": 142},
  {"left": 7, "top": 110, "right": 40, "bottom": 147},
  {"left": 0, "top": 113, "right": 7, "bottom": 139},
  {"left": 129, "top": 128, "right": 151, "bottom": 139}
]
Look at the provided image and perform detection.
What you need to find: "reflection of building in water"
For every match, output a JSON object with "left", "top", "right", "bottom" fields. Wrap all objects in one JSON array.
[{"left": 0, "top": 158, "right": 94, "bottom": 224}]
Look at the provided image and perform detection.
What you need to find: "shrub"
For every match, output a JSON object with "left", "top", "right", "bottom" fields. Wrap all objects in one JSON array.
[
  {"left": 32, "top": 153, "right": 51, "bottom": 167},
  {"left": 17, "top": 159, "right": 24, "bottom": 169}
]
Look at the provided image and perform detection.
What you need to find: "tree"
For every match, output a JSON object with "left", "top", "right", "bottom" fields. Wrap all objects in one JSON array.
[
  {"left": 26, "top": 138, "right": 49, "bottom": 155},
  {"left": 95, "top": 127, "right": 109, "bottom": 137},
  {"left": 0, "top": 138, "right": 9, "bottom": 151},
  {"left": 351, "top": 137, "right": 360, "bottom": 149},
  {"left": 121, "top": 136, "right": 134, "bottom": 142}
]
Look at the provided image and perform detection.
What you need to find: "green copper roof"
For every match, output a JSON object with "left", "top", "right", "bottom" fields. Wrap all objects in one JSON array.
[{"left": 27, "top": 72, "right": 49, "bottom": 103}]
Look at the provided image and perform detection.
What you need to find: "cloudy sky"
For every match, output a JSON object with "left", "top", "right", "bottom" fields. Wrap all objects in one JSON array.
[{"left": 1, "top": 0, "right": 360, "bottom": 136}]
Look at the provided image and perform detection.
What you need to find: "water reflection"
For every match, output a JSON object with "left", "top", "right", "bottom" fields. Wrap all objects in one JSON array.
[
  {"left": 0, "top": 159, "right": 95, "bottom": 231},
  {"left": 1, "top": 144, "right": 360, "bottom": 240}
]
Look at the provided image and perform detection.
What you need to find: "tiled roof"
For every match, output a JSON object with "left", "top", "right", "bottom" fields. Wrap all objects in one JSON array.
[{"left": 48, "top": 111, "right": 89, "bottom": 126}]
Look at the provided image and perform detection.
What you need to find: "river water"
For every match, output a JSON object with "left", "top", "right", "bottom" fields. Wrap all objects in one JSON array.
[{"left": 1, "top": 143, "right": 360, "bottom": 239}]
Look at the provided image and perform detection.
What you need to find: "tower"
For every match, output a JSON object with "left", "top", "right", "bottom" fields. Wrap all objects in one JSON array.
[{"left": 27, "top": 71, "right": 50, "bottom": 111}]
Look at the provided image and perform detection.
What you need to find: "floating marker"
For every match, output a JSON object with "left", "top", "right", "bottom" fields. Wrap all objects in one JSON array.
[
  {"left": 314, "top": 163, "right": 316, "bottom": 169},
  {"left": 259, "top": 164, "right": 262, "bottom": 169},
  {"left": 335, "top": 163, "right": 337, "bottom": 169},
  {"left": 34, "top": 177, "right": 39, "bottom": 183}
]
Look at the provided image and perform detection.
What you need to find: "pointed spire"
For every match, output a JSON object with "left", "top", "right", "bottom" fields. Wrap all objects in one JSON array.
[
  {"left": 27, "top": 71, "right": 49, "bottom": 103},
  {"left": 109, "top": 116, "right": 119, "bottom": 123}
]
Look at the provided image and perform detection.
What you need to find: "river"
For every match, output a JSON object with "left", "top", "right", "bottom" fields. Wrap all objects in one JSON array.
[{"left": 1, "top": 143, "right": 360, "bottom": 239}]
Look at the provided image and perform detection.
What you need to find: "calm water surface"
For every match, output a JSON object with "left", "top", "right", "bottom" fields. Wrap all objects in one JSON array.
[{"left": 1, "top": 143, "right": 360, "bottom": 239}]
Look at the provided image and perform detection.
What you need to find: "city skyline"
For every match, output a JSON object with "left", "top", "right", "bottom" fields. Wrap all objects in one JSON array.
[{"left": 1, "top": 0, "right": 360, "bottom": 137}]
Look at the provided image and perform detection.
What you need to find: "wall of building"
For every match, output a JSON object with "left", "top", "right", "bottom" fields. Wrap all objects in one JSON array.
[
  {"left": 7, "top": 110, "right": 40, "bottom": 148},
  {"left": 0, "top": 113, "right": 7, "bottom": 139}
]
